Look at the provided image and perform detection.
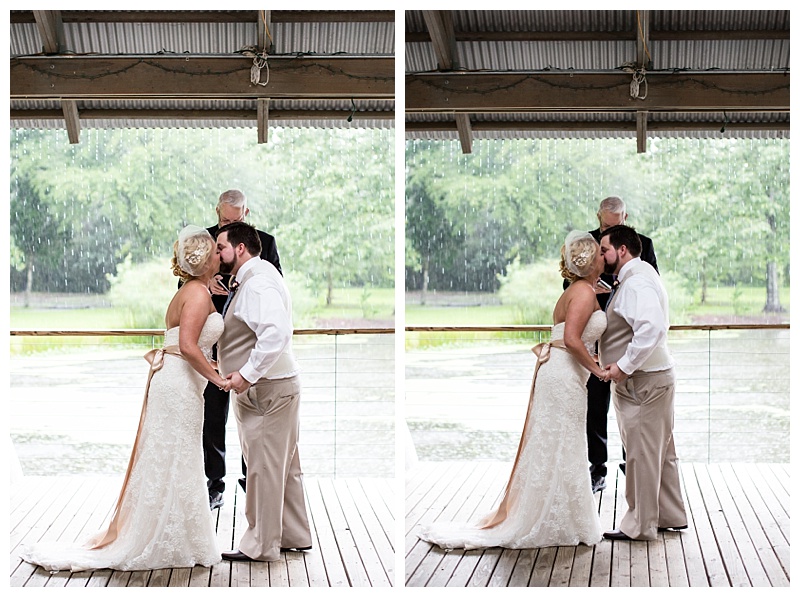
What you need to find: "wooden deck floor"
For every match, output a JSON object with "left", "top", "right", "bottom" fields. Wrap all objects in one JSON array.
[
  {"left": 10, "top": 475, "right": 395, "bottom": 587},
  {"left": 406, "top": 461, "right": 789, "bottom": 587}
]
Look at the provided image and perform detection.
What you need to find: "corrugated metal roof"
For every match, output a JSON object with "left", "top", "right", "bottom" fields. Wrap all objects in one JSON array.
[
  {"left": 10, "top": 10, "right": 395, "bottom": 132},
  {"left": 405, "top": 9, "right": 789, "bottom": 141}
]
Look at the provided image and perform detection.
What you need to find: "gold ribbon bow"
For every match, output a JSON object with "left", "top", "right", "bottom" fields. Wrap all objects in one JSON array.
[
  {"left": 480, "top": 338, "right": 567, "bottom": 529},
  {"left": 86, "top": 346, "right": 184, "bottom": 549}
]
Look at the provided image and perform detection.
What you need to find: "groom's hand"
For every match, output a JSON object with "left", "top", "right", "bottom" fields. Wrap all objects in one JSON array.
[
  {"left": 226, "top": 371, "right": 252, "bottom": 394},
  {"left": 604, "top": 363, "right": 628, "bottom": 384}
]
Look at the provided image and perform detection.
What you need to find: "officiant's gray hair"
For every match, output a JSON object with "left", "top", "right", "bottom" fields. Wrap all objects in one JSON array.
[
  {"left": 218, "top": 189, "right": 247, "bottom": 210},
  {"left": 598, "top": 196, "right": 625, "bottom": 216}
]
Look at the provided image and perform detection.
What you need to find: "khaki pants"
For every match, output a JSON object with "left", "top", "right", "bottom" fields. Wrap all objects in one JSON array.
[
  {"left": 233, "top": 375, "right": 312, "bottom": 561},
  {"left": 612, "top": 368, "right": 687, "bottom": 540}
]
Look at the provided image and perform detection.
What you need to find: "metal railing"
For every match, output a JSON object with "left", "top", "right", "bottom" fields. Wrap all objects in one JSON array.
[
  {"left": 405, "top": 324, "right": 789, "bottom": 464},
  {"left": 10, "top": 328, "right": 395, "bottom": 478}
]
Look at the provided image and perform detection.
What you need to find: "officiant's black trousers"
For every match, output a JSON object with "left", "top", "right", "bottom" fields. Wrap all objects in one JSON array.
[
  {"left": 586, "top": 374, "right": 611, "bottom": 478},
  {"left": 203, "top": 381, "right": 229, "bottom": 494}
]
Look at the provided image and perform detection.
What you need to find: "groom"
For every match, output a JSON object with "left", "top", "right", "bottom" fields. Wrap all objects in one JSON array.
[
  {"left": 216, "top": 221, "right": 312, "bottom": 562},
  {"left": 598, "top": 225, "right": 687, "bottom": 541}
]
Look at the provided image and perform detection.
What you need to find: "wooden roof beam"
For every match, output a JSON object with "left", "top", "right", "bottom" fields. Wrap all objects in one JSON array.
[
  {"left": 61, "top": 99, "right": 80, "bottom": 143},
  {"left": 11, "top": 56, "right": 394, "bottom": 100},
  {"left": 422, "top": 10, "right": 457, "bottom": 71},
  {"left": 32, "top": 10, "right": 65, "bottom": 54},
  {"left": 405, "top": 118, "right": 789, "bottom": 133},
  {"left": 11, "top": 108, "right": 396, "bottom": 122},
  {"left": 12, "top": 10, "right": 395, "bottom": 24},
  {"left": 406, "top": 71, "right": 788, "bottom": 112}
]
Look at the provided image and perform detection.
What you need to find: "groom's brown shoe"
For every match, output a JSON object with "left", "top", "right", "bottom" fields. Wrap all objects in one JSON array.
[
  {"left": 603, "top": 530, "right": 632, "bottom": 541},
  {"left": 222, "top": 550, "right": 256, "bottom": 562}
]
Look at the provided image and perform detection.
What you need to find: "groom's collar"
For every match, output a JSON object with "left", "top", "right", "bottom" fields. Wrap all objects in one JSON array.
[
  {"left": 618, "top": 257, "right": 642, "bottom": 282},
  {"left": 233, "top": 256, "right": 260, "bottom": 281}
]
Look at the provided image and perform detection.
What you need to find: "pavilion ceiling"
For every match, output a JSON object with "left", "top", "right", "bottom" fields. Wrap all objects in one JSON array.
[
  {"left": 405, "top": 10, "right": 789, "bottom": 153},
  {"left": 10, "top": 10, "right": 396, "bottom": 143}
]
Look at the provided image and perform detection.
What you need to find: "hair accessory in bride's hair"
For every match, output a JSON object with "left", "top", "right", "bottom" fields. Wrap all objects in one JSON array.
[
  {"left": 176, "top": 225, "right": 214, "bottom": 277},
  {"left": 563, "top": 230, "right": 597, "bottom": 278}
]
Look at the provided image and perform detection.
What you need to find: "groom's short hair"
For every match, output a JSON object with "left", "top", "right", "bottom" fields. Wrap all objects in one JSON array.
[
  {"left": 218, "top": 221, "right": 262, "bottom": 257},
  {"left": 600, "top": 225, "right": 642, "bottom": 257}
]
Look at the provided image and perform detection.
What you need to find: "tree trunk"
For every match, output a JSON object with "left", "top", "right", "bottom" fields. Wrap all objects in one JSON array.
[
  {"left": 764, "top": 261, "right": 784, "bottom": 312},
  {"left": 420, "top": 254, "right": 430, "bottom": 306},
  {"left": 24, "top": 261, "right": 33, "bottom": 308},
  {"left": 326, "top": 269, "right": 333, "bottom": 306}
]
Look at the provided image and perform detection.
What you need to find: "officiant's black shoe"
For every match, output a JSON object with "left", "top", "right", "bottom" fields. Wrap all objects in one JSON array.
[
  {"left": 221, "top": 550, "right": 256, "bottom": 562},
  {"left": 658, "top": 525, "right": 688, "bottom": 532},
  {"left": 603, "top": 530, "right": 632, "bottom": 541},
  {"left": 209, "top": 491, "right": 224, "bottom": 510},
  {"left": 591, "top": 476, "right": 606, "bottom": 493},
  {"left": 619, "top": 462, "right": 626, "bottom": 475}
]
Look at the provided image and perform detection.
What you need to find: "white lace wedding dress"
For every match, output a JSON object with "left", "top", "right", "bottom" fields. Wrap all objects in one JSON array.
[
  {"left": 418, "top": 310, "right": 606, "bottom": 550},
  {"left": 20, "top": 313, "right": 224, "bottom": 571}
]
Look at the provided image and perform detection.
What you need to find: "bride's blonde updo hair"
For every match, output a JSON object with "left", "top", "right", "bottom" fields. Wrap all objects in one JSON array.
[
  {"left": 559, "top": 230, "right": 599, "bottom": 284},
  {"left": 171, "top": 225, "right": 215, "bottom": 282}
]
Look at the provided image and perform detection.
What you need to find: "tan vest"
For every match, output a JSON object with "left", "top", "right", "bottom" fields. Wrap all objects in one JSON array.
[
  {"left": 218, "top": 259, "right": 298, "bottom": 380},
  {"left": 599, "top": 259, "right": 673, "bottom": 372}
]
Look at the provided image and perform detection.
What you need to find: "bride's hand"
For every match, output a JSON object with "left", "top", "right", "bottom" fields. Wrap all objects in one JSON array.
[{"left": 218, "top": 378, "right": 231, "bottom": 392}]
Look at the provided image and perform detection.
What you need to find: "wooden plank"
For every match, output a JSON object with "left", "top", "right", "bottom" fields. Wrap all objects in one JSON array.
[
  {"left": 267, "top": 558, "right": 290, "bottom": 587},
  {"left": 569, "top": 544, "right": 594, "bottom": 587},
  {"left": 332, "top": 479, "right": 391, "bottom": 586},
  {"left": 446, "top": 464, "right": 509, "bottom": 587},
  {"left": 406, "top": 71, "right": 789, "bottom": 112},
  {"left": 550, "top": 546, "right": 576, "bottom": 586},
  {"left": 680, "top": 464, "right": 723, "bottom": 586},
  {"left": 629, "top": 540, "right": 650, "bottom": 586},
  {"left": 11, "top": 56, "right": 395, "bottom": 100},
  {"left": 147, "top": 568, "right": 170, "bottom": 587},
  {"left": 716, "top": 464, "right": 787, "bottom": 586},
  {"left": 305, "top": 478, "right": 350, "bottom": 587},
  {"left": 485, "top": 549, "right": 518, "bottom": 587},
  {"left": 285, "top": 551, "right": 310, "bottom": 588},
  {"left": 662, "top": 530, "right": 690, "bottom": 586},
  {"left": 414, "top": 462, "right": 503, "bottom": 587},
  {"left": 508, "top": 548, "right": 535, "bottom": 586},
  {"left": 608, "top": 468, "right": 631, "bottom": 587},
  {"left": 529, "top": 546, "right": 556, "bottom": 586},
  {"left": 694, "top": 464, "right": 748, "bottom": 585},
  {"left": 106, "top": 570, "right": 133, "bottom": 587},
  {"left": 318, "top": 478, "right": 371, "bottom": 586},
  {"left": 405, "top": 463, "right": 472, "bottom": 581},
  {"left": 297, "top": 483, "right": 331, "bottom": 587},
  {"left": 345, "top": 479, "right": 394, "bottom": 584},
  {"left": 167, "top": 568, "right": 192, "bottom": 587},
  {"left": 731, "top": 464, "right": 790, "bottom": 578},
  {"left": 647, "top": 537, "right": 669, "bottom": 586},
  {"left": 590, "top": 471, "right": 617, "bottom": 586}
]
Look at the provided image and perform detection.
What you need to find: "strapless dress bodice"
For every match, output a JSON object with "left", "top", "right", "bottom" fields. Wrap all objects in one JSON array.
[
  {"left": 163, "top": 312, "right": 224, "bottom": 361},
  {"left": 550, "top": 310, "right": 606, "bottom": 353}
]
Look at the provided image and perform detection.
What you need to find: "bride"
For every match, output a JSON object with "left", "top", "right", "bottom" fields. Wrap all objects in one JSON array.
[
  {"left": 418, "top": 231, "right": 608, "bottom": 550},
  {"left": 20, "top": 225, "right": 229, "bottom": 571}
]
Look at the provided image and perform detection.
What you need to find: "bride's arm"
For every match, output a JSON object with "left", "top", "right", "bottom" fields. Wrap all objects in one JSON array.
[
  {"left": 563, "top": 286, "right": 606, "bottom": 379},
  {"left": 178, "top": 283, "right": 228, "bottom": 390}
]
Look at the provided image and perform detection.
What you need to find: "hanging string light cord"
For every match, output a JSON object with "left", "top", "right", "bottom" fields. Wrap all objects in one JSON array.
[
  {"left": 628, "top": 11, "right": 650, "bottom": 100},
  {"left": 245, "top": 11, "right": 273, "bottom": 86}
]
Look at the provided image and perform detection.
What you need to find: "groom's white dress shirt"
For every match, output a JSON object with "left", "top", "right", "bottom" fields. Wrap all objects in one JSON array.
[
  {"left": 227, "top": 256, "right": 298, "bottom": 383},
  {"left": 607, "top": 257, "right": 673, "bottom": 375}
]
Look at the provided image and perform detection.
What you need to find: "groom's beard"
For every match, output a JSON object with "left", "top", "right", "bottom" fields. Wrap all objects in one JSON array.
[
  {"left": 603, "top": 258, "right": 617, "bottom": 275},
  {"left": 218, "top": 257, "right": 235, "bottom": 275}
]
